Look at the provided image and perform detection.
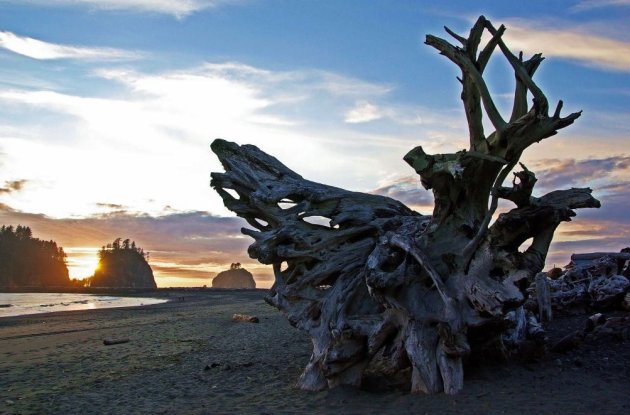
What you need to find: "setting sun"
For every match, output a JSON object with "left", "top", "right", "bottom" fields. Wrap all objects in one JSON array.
[{"left": 64, "top": 247, "right": 100, "bottom": 280}]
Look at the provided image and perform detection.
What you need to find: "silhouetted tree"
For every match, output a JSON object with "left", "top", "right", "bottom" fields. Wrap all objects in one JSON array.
[{"left": 0, "top": 225, "right": 70, "bottom": 287}]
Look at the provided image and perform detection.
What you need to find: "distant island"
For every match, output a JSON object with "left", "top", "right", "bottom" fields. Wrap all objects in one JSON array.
[
  {"left": 86, "top": 238, "right": 157, "bottom": 289},
  {"left": 212, "top": 263, "right": 256, "bottom": 289},
  {"left": 0, "top": 225, "right": 70, "bottom": 288}
]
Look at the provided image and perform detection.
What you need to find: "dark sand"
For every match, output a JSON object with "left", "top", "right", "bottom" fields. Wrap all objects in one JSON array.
[{"left": 0, "top": 289, "right": 628, "bottom": 414}]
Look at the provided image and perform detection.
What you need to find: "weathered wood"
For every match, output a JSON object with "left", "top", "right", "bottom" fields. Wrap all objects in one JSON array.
[
  {"left": 103, "top": 338, "right": 129, "bottom": 346},
  {"left": 210, "top": 16, "right": 601, "bottom": 394},
  {"left": 535, "top": 273, "right": 553, "bottom": 322},
  {"left": 541, "top": 255, "right": 630, "bottom": 310},
  {"left": 405, "top": 321, "right": 442, "bottom": 394},
  {"left": 551, "top": 331, "right": 583, "bottom": 353},
  {"left": 232, "top": 314, "right": 259, "bottom": 323}
]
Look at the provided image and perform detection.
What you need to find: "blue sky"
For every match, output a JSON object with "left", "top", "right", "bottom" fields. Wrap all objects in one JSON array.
[{"left": 0, "top": 0, "right": 629, "bottom": 286}]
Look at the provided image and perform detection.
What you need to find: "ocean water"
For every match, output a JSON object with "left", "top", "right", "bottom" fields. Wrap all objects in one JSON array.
[{"left": 0, "top": 293, "right": 168, "bottom": 318}]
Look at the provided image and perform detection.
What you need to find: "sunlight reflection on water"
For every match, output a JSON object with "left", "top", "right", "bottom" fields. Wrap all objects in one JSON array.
[{"left": 0, "top": 293, "right": 167, "bottom": 317}]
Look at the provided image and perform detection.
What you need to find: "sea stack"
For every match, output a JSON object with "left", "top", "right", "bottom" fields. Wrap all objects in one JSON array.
[
  {"left": 212, "top": 263, "right": 256, "bottom": 289},
  {"left": 90, "top": 238, "right": 157, "bottom": 289}
]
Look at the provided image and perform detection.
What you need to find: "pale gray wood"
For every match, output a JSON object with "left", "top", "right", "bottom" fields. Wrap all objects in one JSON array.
[
  {"left": 210, "top": 16, "right": 601, "bottom": 394},
  {"left": 535, "top": 273, "right": 553, "bottom": 322}
]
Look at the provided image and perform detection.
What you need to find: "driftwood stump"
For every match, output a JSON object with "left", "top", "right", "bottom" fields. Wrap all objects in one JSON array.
[{"left": 210, "top": 16, "right": 600, "bottom": 394}]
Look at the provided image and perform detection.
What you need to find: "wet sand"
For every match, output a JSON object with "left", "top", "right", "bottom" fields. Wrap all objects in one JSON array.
[{"left": 0, "top": 289, "right": 628, "bottom": 414}]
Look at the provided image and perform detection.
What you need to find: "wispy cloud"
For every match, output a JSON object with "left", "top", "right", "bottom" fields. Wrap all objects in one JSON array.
[
  {"left": 0, "top": 60, "right": 458, "bottom": 220},
  {"left": 95, "top": 202, "right": 127, "bottom": 211},
  {"left": 344, "top": 100, "right": 433, "bottom": 125},
  {"left": 501, "top": 18, "right": 630, "bottom": 72},
  {"left": 4, "top": 0, "right": 245, "bottom": 18},
  {"left": 199, "top": 62, "right": 394, "bottom": 98},
  {"left": 531, "top": 156, "right": 630, "bottom": 191},
  {"left": 370, "top": 175, "right": 433, "bottom": 212},
  {"left": 548, "top": 217, "right": 630, "bottom": 267},
  {"left": 0, "top": 179, "right": 27, "bottom": 194},
  {"left": 345, "top": 101, "right": 383, "bottom": 123},
  {"left": 571, "top": 0, "right": 630, "bottom": 12},
  {"left": 0, "top": 31, "right": 142, "bottom": 61}
]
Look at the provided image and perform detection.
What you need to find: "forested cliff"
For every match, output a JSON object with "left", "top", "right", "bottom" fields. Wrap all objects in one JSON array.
[{"left": 0, "top": 225, "right": 69, "bottom": 288}]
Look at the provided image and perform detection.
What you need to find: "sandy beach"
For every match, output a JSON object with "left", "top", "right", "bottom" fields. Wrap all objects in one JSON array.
[{"left": 0, "top": 289, "right": 628, "bottom": 414}]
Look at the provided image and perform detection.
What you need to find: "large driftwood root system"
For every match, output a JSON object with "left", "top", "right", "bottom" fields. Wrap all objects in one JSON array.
[{"left": 210, "top": 16, "right": 601, "bottom": 394}]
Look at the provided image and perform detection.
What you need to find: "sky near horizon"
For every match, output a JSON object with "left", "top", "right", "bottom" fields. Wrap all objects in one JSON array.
[{"left": 0, "top": 0, "right": 629, "bottom": 287}]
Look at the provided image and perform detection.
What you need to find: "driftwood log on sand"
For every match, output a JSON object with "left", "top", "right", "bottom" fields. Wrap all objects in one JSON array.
[
  {"left": 210, "top": 16, "right": 601, "bottom": 394},
  {"left": 103, "top": 338, "right": 130, "bottom": 346},
  {"left": 232, "top": 314, "right": 260, "bottom": 323}
]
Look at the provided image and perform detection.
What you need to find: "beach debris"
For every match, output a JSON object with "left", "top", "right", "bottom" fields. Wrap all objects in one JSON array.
[
  {"left": 551, "top": 331, "right": 583, "bottom": 353},
  {"left": 211, "top": 16, "right": 601, "bottom": 395},
  {"left": 526, "top": 252, "right": 630, "bottom": 313},
  {"left": 535, "top": 273, "right": 553, "bottom": 322},
  {"left": 585, "top": 313, "right": 606, "bottom": 332},
  {"left": 232, "top": 313, "right": 259, "bottom": 323},
  {"left": 586, "top": 316, "right": 630, "bottom": 341},
  {"left": 0, "top": 304, "right": 11, "bottom": 308},
  {"left": 204, "top": 363, "right": 221, "bottom": 370},
  {"left": 546, "top": 267, "right": 563, "bottom": 280},
  {"left": 552, "top": 313, "right": 629, "bottom": 354},
  {"left": 103, "top": 338, "right": 130, "bottom": 346}
]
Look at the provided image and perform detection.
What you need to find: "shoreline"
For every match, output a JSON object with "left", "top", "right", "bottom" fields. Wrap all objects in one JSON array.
[
  {"left": 1, "top": 289, "right": 628, "bottom": 414},
  {"left": 0, "top": 288, "right": 266, "bottom": 319},
  {"left": 0, "top": 292, "right": 172, "bottom": 319},
  {"left": 0, "top": 286, "right": 244, "bottom": 294}
]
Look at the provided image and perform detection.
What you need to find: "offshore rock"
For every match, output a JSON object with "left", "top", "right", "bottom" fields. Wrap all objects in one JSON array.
[
  {"left": 91, "top": 249, "right": 157, "bottom": 289},
  {"left": 212, "top": 267, "right": 256, "bottom": 289}
]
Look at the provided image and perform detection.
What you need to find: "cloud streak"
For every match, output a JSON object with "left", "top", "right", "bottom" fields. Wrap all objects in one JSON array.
[
  {"left": 0, "top": 31, "right": 142, "bottom": 61},
  {"left": 370, "top": 175, "right": 434, "bottom": 212},
  {"left": 345, "top": 101, "right": 383, "bottom": 123},
  {"left": 501, "top": 19, "right": 630, "bottom": 72},
  {"left": 571, "top": 0, "right": 630, "bottom": 12},
  {"left": 0, "top": 179, "right": 27, "bottom": 194},
  {"left": 4, "top": 0, "right": 245, "bottom": 18},
  {"left": 0, "top": 60, "right": 464, "bottom": 220},
  {"left": 531, "top": 156, "right": 630, "bottom": 191}
]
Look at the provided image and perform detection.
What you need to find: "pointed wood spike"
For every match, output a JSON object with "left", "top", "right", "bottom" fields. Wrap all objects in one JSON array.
[
  {"left": 444, "top": 25, "right": 467, "bottom": 46},
  {"left": 553, "top": 100, "right": 564, "bottom": 118}
]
